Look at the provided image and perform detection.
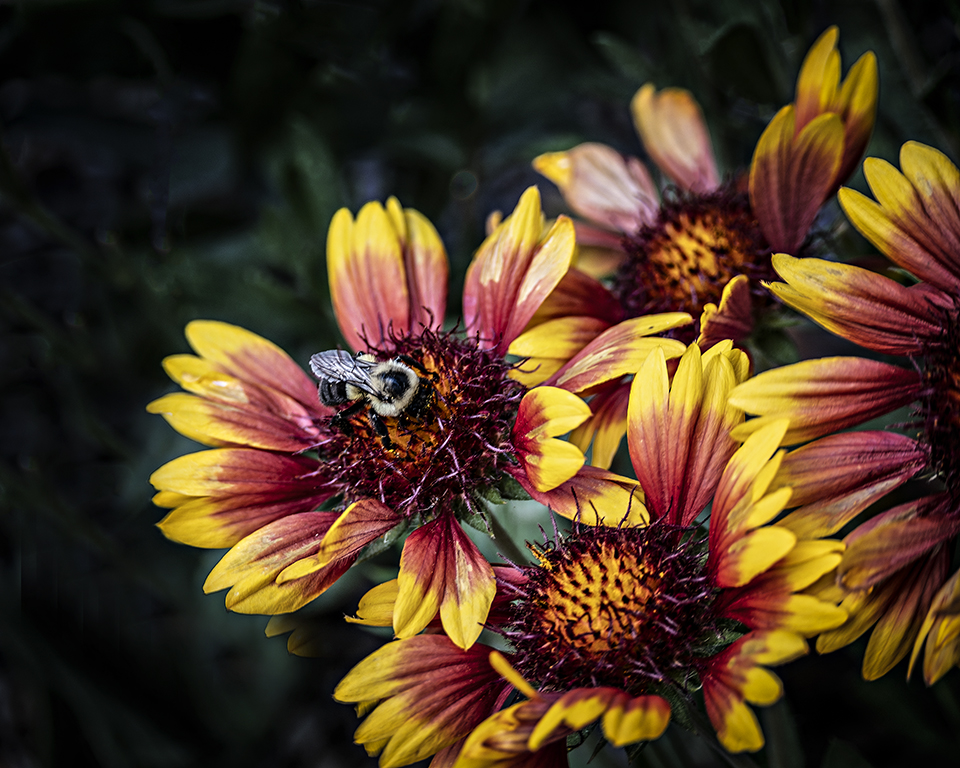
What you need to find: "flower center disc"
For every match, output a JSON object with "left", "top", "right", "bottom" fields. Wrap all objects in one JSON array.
[
  {"left": 320, "top": 329, "right": 525, "bottom": 518},
  {"left": 922, "top": 310, "right": 960, "bottom": 494},
  {"left": 617, "top": 188, "right": 770, "bottom": 324},
  {"left": 507, "top": 527, "right": 718, "bottom": 695}
]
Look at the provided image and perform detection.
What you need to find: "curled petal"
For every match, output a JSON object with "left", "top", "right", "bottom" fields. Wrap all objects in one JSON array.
[
  {"left": 628, "top": 344, "right": 744, "bottom": 526},
  {"left": 513, "top": 387, "right": 591, "bottom": 493},
  {"left": 768, "top": 254, "right": 947, "bottom": 354},
  {"left": 345, "top": 579, "right": 400, "bottom": 627},
  {"left": 203, "top": 511, "right": 352, "bottom": 614},
  {"left": 277, "top": 498, "right": 400, "bottom": 582},
  {"left": 839, "top": 495, "right": 959, "bottom": 590},
  {"left": 533, "top": 143, "right": 660, "bottom": 233},
  {"left": 457, "top": 697, "right": 569, "bottom": 768},
  {"left": 861, "top": 549, "right": 950, "bottom": 680},
  {"left": 910, "top": 568, "right": 960, "bottom": 684},
  {"left": 531, "top": 688, "right": 669, "bottom": 750},
  {"left": 793, "top": 26, "right": 878, "bottom": 187},
  {"left": 631, "top": 83, "right": 719, "bottom": 193},
  {"left": 697, "top": 275, "right": 754, "bottom": 350},
  {"left": 510, "top": 465, "right": 646, "bottom": 528},
  {"left": 549, "top": 314, "right": 690, "bottom": 394}
]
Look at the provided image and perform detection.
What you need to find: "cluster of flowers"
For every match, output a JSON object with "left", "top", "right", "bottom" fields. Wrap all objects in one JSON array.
[{"left": 148, "top": 27, "right": 960, "bottom": 767}]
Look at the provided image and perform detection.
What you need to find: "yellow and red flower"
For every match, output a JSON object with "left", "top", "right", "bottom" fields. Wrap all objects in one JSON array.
[
  {"left": 729, "top": 141, "right": 960, "bottom": 683},
  {"left": 149, "top": 187, "right": 688, "bottom": 650},
  {"left": 522, "top": 27, "right": 876, "bottom": 473},
  {"left": 325, "top": 344, "right": 845, "bottom": 766}
]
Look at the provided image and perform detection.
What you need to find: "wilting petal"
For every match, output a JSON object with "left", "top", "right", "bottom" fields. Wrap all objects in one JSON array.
[
  {"left": 530, "top": 688, "right": 669, "bottom": 750},
  {"left": 772, "top": 431, "right": 928, "bottom": 539},
  {"left": 510, "top": 465, "right": 646, "bottom": 528},
  {"left": 464, "top": 187, "right": 576, "bottom": 353},
  {"left": 910, "top": 568, "right": 960, "bottom": 684},
  {"left": 508, "top": 317, "right": 610, "bottom": 388},
  {"left": 387, "top": 197, "right": 450, "bottom": 331},
  {"left": 749, "top": 106, "right": 843, "bottom": 254},
  {"left": 533, "top": 143, "right": 659, "bottom": 233},
  {"left": 344, "top": 579, "right": 400, "bottom": 627},
  {"left": 631, "top": 83, "right": 719, "bottom": 193},
  {"left": 457, "top": 696, "right": 569, "bottom": 768},
  {"left": 570, "top": 382, "right": 631, "bottom": 469},
  {"left": 335, "top": 636, "right": 508, "bottom": 768},
  {"left": 769, "top": 254, "right": 946, "bottom": 354},
  {"left": 697, "top": 275, "right": 754, "bottom": 350},
  {"left": 278, "top": 498, "right": 401, "bottom": 582},
  {"left": 839, "top": 495, "right": 958, "bottom": 590},
  {"left": 859, "top": 548, "right": 950, "bottom": 680},
  {"left": 202, "top": 511, "right": 352, "bottom": 614},
  {"left": 184, "top": 320, "right": 321, "bottom": 408},
  {"left": 549, "top": 314, "right": 690, "bottom": 394},
  {"left": 701, "top": 630, "right": 807, "bottom": 753},
  {"left": 395, "top": 512, "right": 496, "bottom": 649},
  {"left": 327, "top": 202, "right": 410, "bottom": 350},
  {"left": 512, "top": 387, "right": 591, "bottom": 492},
  {"left": 525, "top": 267, "right": 625, "bottom": 328},
  {"left": 729, "top": 356, "right": 922, "bottom": 445}
]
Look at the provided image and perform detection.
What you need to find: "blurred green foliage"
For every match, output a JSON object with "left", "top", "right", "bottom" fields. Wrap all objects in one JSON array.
[{"left": 2, "top": 1, "right": 960, "bottom": 766}]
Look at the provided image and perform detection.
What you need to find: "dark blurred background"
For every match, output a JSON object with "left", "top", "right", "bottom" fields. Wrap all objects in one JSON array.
[{"left": 2, "top": 1, "right": 960, "bottom": 766}]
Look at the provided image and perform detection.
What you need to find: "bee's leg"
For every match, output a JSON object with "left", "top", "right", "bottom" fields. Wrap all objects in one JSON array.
[
  {"left": 331, "top": 400, "right": 364, "bottom": 435},
  {"left": 369, "top": 412, "right": 393, "bottom": 449},
  {"left": 396, "top": 354, "right": 438, "bottom": 381}
]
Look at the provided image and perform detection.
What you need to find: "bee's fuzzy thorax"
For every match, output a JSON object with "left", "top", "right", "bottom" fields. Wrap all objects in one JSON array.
[{"left": 316, "top": 326, "right": 526, "bottom": 519}]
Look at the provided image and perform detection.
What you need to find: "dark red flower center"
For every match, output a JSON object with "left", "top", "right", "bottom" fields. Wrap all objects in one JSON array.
[
  {"left": 920, "top": 306, "right": 960, "bottom": 495},
  {"left": 316, "top": 327, "right": 525, "bottom": 519},
  {"left": 504, "top": 525, "right": 722, "bottom": 697},
  {"left": 617, "top": 186, "right": 772, "bottom": 338}
]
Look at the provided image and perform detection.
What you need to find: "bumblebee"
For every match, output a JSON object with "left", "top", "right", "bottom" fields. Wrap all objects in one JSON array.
[{"left": 309, "top": 349, "right": 431, "bottom": 446}]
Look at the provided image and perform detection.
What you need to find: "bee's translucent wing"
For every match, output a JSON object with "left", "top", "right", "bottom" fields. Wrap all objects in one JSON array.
[{"left": 309, "top": 349, "right": 379, "bottom": 396}]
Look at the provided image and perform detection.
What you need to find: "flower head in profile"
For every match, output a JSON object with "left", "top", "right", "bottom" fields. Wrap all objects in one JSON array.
[
  {"left": 519, "top": 27, "right": 877, "bottom": 472},
  {"left": 148, "top": 187, "right": 689, "bottom": 650},
  {"left": 326, "top": 344, "right": 846, "bottom": 766},
  {"left": 730, "top": 141, "right": 960, "bottom": 684}
]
